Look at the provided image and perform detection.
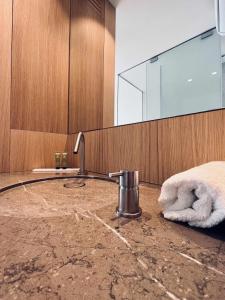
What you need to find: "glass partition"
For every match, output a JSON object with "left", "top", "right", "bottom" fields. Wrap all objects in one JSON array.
[{"left": 117, "top": 28, "right": 225, "bottom": 125}]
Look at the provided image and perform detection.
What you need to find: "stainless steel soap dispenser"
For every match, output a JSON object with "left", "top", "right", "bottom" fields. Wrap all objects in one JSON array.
[{"left": 109, "top": 170, "right": 142, "bottom": 218}]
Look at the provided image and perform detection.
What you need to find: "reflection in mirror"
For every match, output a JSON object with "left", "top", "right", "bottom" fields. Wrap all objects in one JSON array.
[{"left": 117, "top": 28, "right": 225, "bottom": 126}]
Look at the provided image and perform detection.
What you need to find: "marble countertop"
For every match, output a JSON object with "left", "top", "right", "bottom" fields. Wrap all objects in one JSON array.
[{"left": 0, "top": 173, "right": 225, "bottom": 299}]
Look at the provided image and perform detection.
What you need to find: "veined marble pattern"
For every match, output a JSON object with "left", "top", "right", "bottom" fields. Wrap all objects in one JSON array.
[{"left": 0, "top": 173, "right": 225, "bottom": 299}]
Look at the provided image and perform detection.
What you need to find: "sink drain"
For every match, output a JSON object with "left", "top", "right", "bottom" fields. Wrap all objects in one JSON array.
[{"left": 64, "top": 180, "right": 86, "bottom": 188}]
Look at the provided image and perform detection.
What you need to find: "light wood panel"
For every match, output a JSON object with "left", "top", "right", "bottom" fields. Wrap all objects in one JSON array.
[
  {"left": 66, "top": 133, "right": 78, "bottom": 168},
  {"left": 69, "top": 0, "right": 105, "bottom": 133},
  {"left": 101, "top": 122, "right": 158, "bottom": 183},
  {"left": 158, "top": 110, "right": 225, "bottom": 184},
  {"left": 66, "top": 109, "right": 225, "bottom": 185},
  {"left": 85, "top": 130, "right": 103, "bottom": 173},
  {"left": 67, "top": 120, "right": 159, "bottom": 183},
  {"left": 66, "top": 131, "right": 103, "bottom": 172},
  {"left": 0, "top": 0, "right": 12, "bottom": 172},
  {"left": 10, "top": 130, "right": 67, "bottom": 172},
  {"left": 67, "top": 121, "right": 158, "bottom": 182},
  {"left": 11, "top": 0, "right": 70, "bottom": 133},
  {"left": 103, "top": 0, "right": 115, "bottom": 127}
]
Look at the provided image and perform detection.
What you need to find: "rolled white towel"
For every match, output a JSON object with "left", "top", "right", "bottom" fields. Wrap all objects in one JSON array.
[{"left": 158, "top": 161, "right": 225, "bottom": 228}]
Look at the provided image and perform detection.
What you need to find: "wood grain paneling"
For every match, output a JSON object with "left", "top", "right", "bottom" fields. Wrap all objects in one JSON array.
[
  {"left": 85, "top": 130, "right": 103, "bottom": 173},
  {"left": 101, "top": 122, "right": 158, "bottom": 183},
  {"left": 88, "top": 0, "right": 104, "bottom": 16},
  {"left": 66, "top": 133, "right": 78, "bottom": 168},
  {"left": 103, "top": 0, "right": 115, "bottom": 127},
  {"left": 11, "top": 0, "right": 70, "bottom": 133},
  {"left": 66, "top": 131, "right": 103, "bottom": 172},
  {"left": 67, "top": 121, "right": 158, "bottom": 182},
  {"left": 158, "top": 110, "right": 225, "bottom": 184},
  {"left": 67, "top": 121, "right": 159, "bottom": 183},
  {"left": 54, "top": 109, "right": 225, "bottom": 185},
  {"left": 0, "top": 0, "right": 12, "bottom": 172},
  {"left": 69, "top": 0, "right": 105, "bottom": 133},
  {"left": 10, "top": 130, "right": 67, "bottom": 172}
]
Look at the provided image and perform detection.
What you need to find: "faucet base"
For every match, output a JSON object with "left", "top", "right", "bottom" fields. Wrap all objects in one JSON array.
[
  {"left": 116, "top": 207, "right": 142, "bottom": 219},
  {"left": 77, "top": 170, "right": 88, "bottom": 176}
]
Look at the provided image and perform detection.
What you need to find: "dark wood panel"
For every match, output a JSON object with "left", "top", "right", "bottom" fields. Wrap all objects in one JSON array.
[
  {"left": 0, "top": 0, "right": 12, "bottom": 172},
  {"left": 88, "top": 0, "right": 104, "bottom": 16},
  {"left": 10, "top": 130, "right": 67, "bottom": 172},
  {"left": 69, "top": 0, "right": 105, "bottom": 133},
  {"left": 158, "top": 110, "right": 225, "bottom": 184},
  {"left": 11, "top": 0, "right": 70, "bottom": 133},
  {"left": 103, "top": 0, "right": 115, "bottom": 127}
]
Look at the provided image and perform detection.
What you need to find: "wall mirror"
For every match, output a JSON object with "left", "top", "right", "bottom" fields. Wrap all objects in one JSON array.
[{"left": 117, "top": 28, "right": 225, "bottom": 126}]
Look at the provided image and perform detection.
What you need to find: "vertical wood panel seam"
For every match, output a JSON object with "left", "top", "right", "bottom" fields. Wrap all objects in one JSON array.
[
  {"left": 9, "top": 0, "right": 14, "bottom": 171},
  {"left": 103, "top": 0, "right": 106, "bottom": 130},
  {"left": 103, "top": 0, "right": 106, "bottom": 129},
  {"left": 67, "top": 0, "right": 72, "bottom": 134}
]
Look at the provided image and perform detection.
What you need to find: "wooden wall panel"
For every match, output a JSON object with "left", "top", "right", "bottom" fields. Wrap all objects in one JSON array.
[
  {"left": 69, "top": 0, "right": 105, "bottom": 133},
  {"left": 0, "top": 0, "right": 12, "bottom": 172},
  {"left": 66, "top": 121, "right": 159, "bottom": 184},
  {"left": 158, "top": 110, "right": 225, "bottom": 184},
  {"left": 10, "top": 130, "right": 67, "bottom": 172},
  {"left": 85, "top": 130, "right": 103, "bottom": 173},
  {"left": 11, "top": 0, "right": 70, "bottom": 134},
  {"left": 146, "top": 121, "right": 159, "bottom": 183},
  {"left": 103, "top": 0, "right": 115, "bottom": 127},
  {"left": 66, "top": 131, "right": 103, "bottom": 173},
  {"left": 66, "top": 134, "right": 78, "bottom": 169},
  {"left": 80, "top": 109, "right": 225, "bottom": 185},
  {"left": 9, "top": 107, "right": 225, "bottom": 182},
  {"left": 101, "top": 121, "right": 158, "bottom": 183},
  {"left": 88, "top": 0, "right": 104, "bottom": 14}
]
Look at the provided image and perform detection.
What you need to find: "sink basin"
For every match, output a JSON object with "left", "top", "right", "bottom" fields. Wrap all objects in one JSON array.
[
  {"left": 0, "top": 177, "right": 117, "bottom": 218},
  {"left": 0, "top": 174, "right": 116, "bottom": 194}
]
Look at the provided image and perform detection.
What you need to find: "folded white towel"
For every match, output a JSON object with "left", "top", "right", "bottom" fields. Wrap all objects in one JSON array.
[{"left": 158, "top": 161, "right": 225, "bottom": 228}]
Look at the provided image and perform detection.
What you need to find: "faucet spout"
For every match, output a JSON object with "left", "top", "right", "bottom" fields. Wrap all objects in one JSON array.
[
  {"left": 74, "top": 132, "right": 87, "bottom": 175},
  {"left": 74, "top": 132, "right": 84, "bottom": 154}
]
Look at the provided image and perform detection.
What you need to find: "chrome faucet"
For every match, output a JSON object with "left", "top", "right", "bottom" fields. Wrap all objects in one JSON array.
[
  {"left": 109, "top": 170, "right": 142, "bottom": 218},
  {"left": 74, "top": 132, "right": 87, "bottom": 175}
]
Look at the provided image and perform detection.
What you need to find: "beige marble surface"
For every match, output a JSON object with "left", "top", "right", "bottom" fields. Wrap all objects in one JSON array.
[{"left": 0, "top": 173, "right": 225, "bottom": 299}]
